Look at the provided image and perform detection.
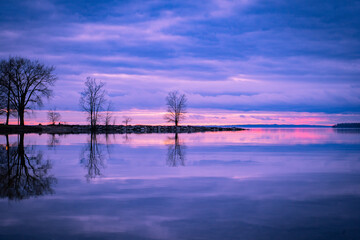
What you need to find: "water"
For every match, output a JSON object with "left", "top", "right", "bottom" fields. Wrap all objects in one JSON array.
[{"left": 1, "top": 128, "right": 360, "bottom": 240}]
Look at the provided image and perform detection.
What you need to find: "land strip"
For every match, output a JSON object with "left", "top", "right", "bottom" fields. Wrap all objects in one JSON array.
[{"left": 0, "top": 125, "right": 246, "bottom": 134}]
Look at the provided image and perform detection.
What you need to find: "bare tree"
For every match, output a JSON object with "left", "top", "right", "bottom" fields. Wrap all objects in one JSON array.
[
  {"left": 47, "top": 108, "right": 61, "bottom": 125},
  {"left": 164, "top": 90, "right": 187, "bottom": 127},
  {"left": 0, "top": 57, "right": 57, "bottom": 126},
  {"left": 0, "top": 59, "right": 14, "bottom": 124},
  {"left": 122, "top": 116, "right": 132, "bottom": 126},
  {"left": 104, "top": 102, "right": 113, "bottom": 127},
  {"left": 0, "top": 86, "right": 6, "bottom": 117},
  {"left": 79, "top": 77, "right": 106, "bottom": 130}
]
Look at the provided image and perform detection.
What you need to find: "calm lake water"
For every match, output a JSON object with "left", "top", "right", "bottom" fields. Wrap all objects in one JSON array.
[{"left": 1, "top": 128, "right": 360, "bottom": 240}]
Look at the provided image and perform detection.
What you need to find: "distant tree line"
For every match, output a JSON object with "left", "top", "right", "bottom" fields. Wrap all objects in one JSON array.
[{"left": 333, "top": 123, "right": 360, "bottom": 128}]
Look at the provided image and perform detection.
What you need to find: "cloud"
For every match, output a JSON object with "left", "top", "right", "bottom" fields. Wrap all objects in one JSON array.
[
  {"left": 0, "top": 0, "right": 359, "bottom": 124},
  {"left": 209, "top": 0, "right": 255, "bottom": 17},
  {"left": 56, "top": 18, "right": 189, "bottom": 45}
]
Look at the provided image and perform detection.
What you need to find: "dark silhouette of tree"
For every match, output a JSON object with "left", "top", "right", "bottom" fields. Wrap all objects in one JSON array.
[
  {"left": 166, "top": 133, "right": 186, "bottom": 167},
  {"left": 80, "top": 77, "right": 106, "bottom": 130},
  {"left": 0, "top": 134, "right": 57, "bottom": 200},
  {"left": 104, "top": 101, "right": 114, "bottom": 128},
  {"left": 123, "top": 116, "right": 132, "bottom": 126},
  {"left": 47, "top": 108, "right": 61, "bottom": 125},
  {"left": 0, "top": 86, "right": 6, "bottom": 117},
  {"left": 0, "top": 64, "right": 10, "bottom": 121},
  {"left": 0, "top": 59, "right": 17, "bottom": 124},
  {"left": 0, "top": 57, "right": 57, "bottom": 126},
  {"left": 123, "top": 116, "right": 132, "bottom": 130},
  {"left": 80, "top": 133, "right": 106, "bottom": 181},
  {"left": 164, "top": 90, "right": 187, "bottom": 127}
]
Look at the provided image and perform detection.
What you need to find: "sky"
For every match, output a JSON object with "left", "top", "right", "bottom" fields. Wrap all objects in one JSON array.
[{"left": 0, "top": 0, "right": 359, "bottom": 125}]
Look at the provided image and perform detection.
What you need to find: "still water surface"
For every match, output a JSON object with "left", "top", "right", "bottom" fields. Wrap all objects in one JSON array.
[{"left": 1, "top": 128, "right": 360, "bottom": 239}]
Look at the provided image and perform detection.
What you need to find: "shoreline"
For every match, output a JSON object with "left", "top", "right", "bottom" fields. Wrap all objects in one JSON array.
[{"left": 0, "top": 124, "right": 246, "bottom": 135}]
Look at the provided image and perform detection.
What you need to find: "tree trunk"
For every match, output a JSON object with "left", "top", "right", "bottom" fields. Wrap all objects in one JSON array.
[
  {"left": 6, "top": 90, "right": 10, "bottom": 125},
  {"left": 19, "top": 108, "right": 25, "bottom": 126},
  {"left": 6, "top": 108, "right": 10, "bottom": 125},
  {"left": 90, "top": 110, "right": 95, "bottom": 130}
]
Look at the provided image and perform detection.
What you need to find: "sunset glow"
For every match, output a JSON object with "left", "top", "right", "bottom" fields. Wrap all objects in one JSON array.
[
  {"left": 1, "top": 0, "right": 359, "bottom": 125},
  {"left": 5, "top": 109, "right": 359, "bottom": 126}
]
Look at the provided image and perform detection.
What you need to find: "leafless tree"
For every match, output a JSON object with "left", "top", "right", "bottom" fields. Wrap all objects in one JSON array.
[
  {"left": 122, "top": 116, "right": 132, "bottom": 126},
  {"left": 104, "top": 102, "right": 113, "bottom": 127},
  {"left": 0, "top": 57, "right": 57, "bottom": 126},
  {"left": 47, "top": 108, "right": 61, "bottom": 125},
  {"left": 164, "top": 90, "right": 187, "bottom": 127},
  {"left": 0, "top": 60, "right": 16, "bottom": 124},
  {"left": 0, "top": 87, "right": 6, "bottom": 117},
  {"left": 79, "top": 77, "right": 107, "bottom": 130}
]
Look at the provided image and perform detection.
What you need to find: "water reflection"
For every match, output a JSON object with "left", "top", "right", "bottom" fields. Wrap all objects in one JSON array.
[
  {"left": 166, "top": 133, "right": 186, "bottom": 167},
  {"left": 80, "top": 133, "right": 106, "bottom": 181},
  {"left": 0, "top": 129, "right": 360, "bottom": 239},
  {"left": 333, "top": 128, "right": 360, "bottom": 134},
  {"left": 47, "top": 133, "right": 60, "bottom": 149},
  {"left": 123, "top": 132, "right": 132, "bottom": 144},
  {"left": 0, "top": 134, "right": 56, "bottom": 200}
]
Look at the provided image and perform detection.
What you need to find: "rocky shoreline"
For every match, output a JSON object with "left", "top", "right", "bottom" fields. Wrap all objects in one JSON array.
[{"left": 0, "top": 124, "right": 246, "bottom": 134}]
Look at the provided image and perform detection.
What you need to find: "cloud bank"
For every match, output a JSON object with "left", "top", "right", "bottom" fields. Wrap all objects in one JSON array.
[{"left": 0, "top": 0, "right": 359, "bottom": 124}]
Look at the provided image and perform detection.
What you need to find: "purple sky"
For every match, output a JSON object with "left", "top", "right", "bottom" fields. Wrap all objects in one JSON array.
[{"left": 0, "top": 0, "right": 359, "bottom": 125}]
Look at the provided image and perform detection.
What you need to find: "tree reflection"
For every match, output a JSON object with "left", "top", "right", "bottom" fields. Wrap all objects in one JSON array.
[
  {"left": 123, "top": 133, "right": 132, "bottom": 144},
  {"left": 166, "top": 133, "right": 186, "bottom": 167},
  {"left": 47, "top": 133, "right": 60, "bottom": 149},
  {"left": 80, "top": 133, "right": 106, "bottom": 181},
  {"left": 0, "top": 134, "right": 56, "bottom": 200}
]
